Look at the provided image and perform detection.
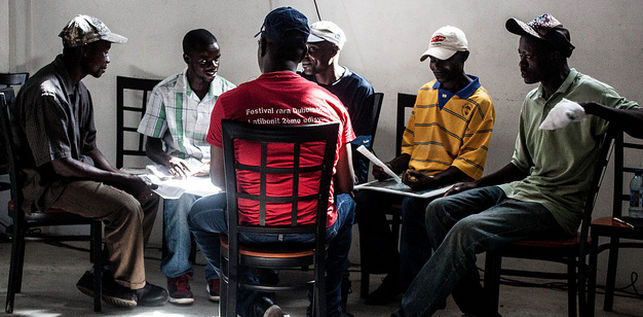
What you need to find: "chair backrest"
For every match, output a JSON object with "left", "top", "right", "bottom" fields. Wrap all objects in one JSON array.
[
  {"left": 116, "top": 76, "right": 161, "bottom": 168},
  {"left": 612, "top": 130, "right": 643, "bottom": 218},
  {"left": 0, "top": 73, "right": 29, "bottom": 89},
  {"left": 221, "top": 119, "right": 339, "bottom": 254},
  {"left": 578, "top": 126, "right": 618, "bottom": 253},
  {"left": 396, "top": 93, "right": 416, "bottom": 157},
  {"left": 0, "top": 88, "right": 15, "bottom": 171},
  {"left": 0, "top": 92, "right": 24, "bottom": 221}
]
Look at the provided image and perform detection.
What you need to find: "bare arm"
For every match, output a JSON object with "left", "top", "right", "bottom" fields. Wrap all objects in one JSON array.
[
  {"left": 581, "top": 103, "right": 643, "bottom": 139},
  {"left": 402, "top": 166, "right": 473, "bottom": 191},
  {"left": 209, "top": 146, "right": 225, "bottom": 188},
  {"left": 86, "top": 148, "right": 119, "bottom": 173},
  {"left": 446, "top": 163, "right": 528, "bottom": 196},
  {"left": 145, "top": 137, "right": 192, "bottom": 177},
  {"left": 50, "top": 156, "right": 153, "bottom": 203},
  {"left": 334, "top": 143, "right": 355, "bottom": 194},
  {"left": 372, "top": 154, "right": 411, "bottom": 181}
]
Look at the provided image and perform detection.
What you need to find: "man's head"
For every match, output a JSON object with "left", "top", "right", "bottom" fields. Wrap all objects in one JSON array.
[
  {"left": 420, "top": 25, "right": 470, "bottom": 86},
  {"left": 255, "top": 7, "right": 310, "bottom": 73},
  {"left": 59, "top": 14, "right": 127, "bottom": 78},
  {"left": 302, "top": 21, "right": 345, "bottom": 76},
  {"left": 182, "top": 29, "right": 220, "bottom": 83},
  {"left": 506, "top": 13, "right": 574, "bottom": 84}
]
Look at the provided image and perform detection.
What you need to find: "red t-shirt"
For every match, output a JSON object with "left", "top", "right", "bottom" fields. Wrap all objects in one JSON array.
[{"left": 207, "top": 71, "right": 355, "bottom": 227}]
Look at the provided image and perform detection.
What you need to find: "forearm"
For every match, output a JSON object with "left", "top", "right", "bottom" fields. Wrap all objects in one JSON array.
[
  {"left": 334, "top": 143, "right": 354, "bottom": 194},
  {"left": 432, "top": 166, "right": 473, "bottom": 187},
  {"left": 145, "top": 137, "right": 172, "bottom": 166},
  {"left": 474, "top": 163, "right": 527, "bottom": 187},
  {"left": 51, "top": 157, "right": 135, "bottom": 189},
  {"left": 582, "top": 103, "right": 643, "bottom": 138},
  {"left": 87, "top": 148, "right": 119, "bottom": 173},
  {"left": 388, "top": 154, "right": 411, "bottom": 174}
]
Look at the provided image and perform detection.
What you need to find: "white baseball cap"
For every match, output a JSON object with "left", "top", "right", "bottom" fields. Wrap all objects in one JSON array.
[
  {"left": 420, "top": 25, "right": 468, "bottom": 62},
  {"left": 307, "top": 21, "right": 346, "bottom": 49}
]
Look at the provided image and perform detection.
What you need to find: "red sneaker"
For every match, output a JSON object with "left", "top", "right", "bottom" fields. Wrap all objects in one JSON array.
[
  {"left": 207, "top": 278, "right": 220, "bottom": 302},
  {"left": 167, "top": 274, "right": 194, "bottom": 305}
]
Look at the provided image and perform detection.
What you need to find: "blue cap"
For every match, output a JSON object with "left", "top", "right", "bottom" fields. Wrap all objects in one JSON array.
[{"left": 255, "top": 7, "right": 309, "bottom": 43}]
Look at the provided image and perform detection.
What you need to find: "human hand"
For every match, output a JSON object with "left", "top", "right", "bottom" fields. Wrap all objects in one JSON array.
[
  {"left": 193, "top": 161, "right": 210, "bottom": 177},
  {"left": 372, "top": 163, "right": 392, "bottom": 181},
  {"left": 402, "top": 169, "right": 435, "bottom": 191},
  {"left": 166, "top": 157, "right": 191, "bottom": 177},
  {"left": 128, "top": 175, "right": 157, "bottom": 204},
  {"left": 444, "top": 181, "right": 477, "bottom": 196}
]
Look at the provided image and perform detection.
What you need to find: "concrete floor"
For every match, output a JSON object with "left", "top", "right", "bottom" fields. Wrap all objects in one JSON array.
[{"left": 0, "top": 241, "right": 642, "bottom": 317}]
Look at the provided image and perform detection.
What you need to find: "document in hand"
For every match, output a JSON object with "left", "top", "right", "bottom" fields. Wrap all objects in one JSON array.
[
  {"left": 140, "top": 173, "right": 222, "bottom": 199},
  {"left": 354, "top": 179, "right": 452, "bottom": 199}
]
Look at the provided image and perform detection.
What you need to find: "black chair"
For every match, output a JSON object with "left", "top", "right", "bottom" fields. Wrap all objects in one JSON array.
[
  {"left": 0, "top": 88, "right": 16, "bottom": 191},
  {"left": 483, "top": 126, "right": 617, "bottom": 317},
  {"left": 1, "top": 93, "right": 104, "bottom": 313},
  {"left": 0, "top": 73, "right": 29, "bottom": 89},
  {"left": 359, "top": 92, "right": 415, "bottom": 297},
  {"left": 115, "top": 76, "right": 160, "bottom": 169},
  {"left": 219, "top": 120, "right": 339, "bottom": 317},
  {"left": 588, "top": 130, "right": 643, "bottom": 316}
]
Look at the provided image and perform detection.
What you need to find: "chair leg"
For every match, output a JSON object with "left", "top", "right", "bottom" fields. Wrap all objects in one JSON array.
[
  {"left": 587, "top": 232, "right": 599, "bottom": 317},
  {"left": 5, "top": 225, "right": 25, "bottom": 313},
  {"left": 314, "top": 258, "right": 327, "bottom": 317},
  {"left": 14, "top": 229, "right": 26, "bottom": 293},
  {"left": 358, "top": 227, "right": 369, "bottom": 298},
  {"left": 567, "top": 257, "right": 577, "bottom": 317},
  {"left": 483, "top": 252, "right": 501, "bottom": 314},
  {"left": 603, "top": 236, "right": 619, "bottom": 311},
  {"left": 91, "top": 222, "right": 102, "bottom": 312}
]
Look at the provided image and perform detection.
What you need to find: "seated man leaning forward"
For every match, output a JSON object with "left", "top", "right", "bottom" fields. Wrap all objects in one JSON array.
[
  {"left": 137, "top": 28, "right": 236, "bottom": 305},
  {"left": 300, "top": 20, "right": 376, "bottom": 184},
  {"left": 11, "top": 15, "right": 167, "bottom": 307},
  {"left": 188, "top": 7, "right": 356, "bottom": 317},
  {"left": 393, "top": 13, "right": 643, "bottom": 317},
  {"left": 356, "top": 25, "right": 495, "bottom": 304}
]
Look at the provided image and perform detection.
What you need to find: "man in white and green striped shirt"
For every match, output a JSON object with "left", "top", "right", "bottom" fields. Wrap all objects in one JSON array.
[{"left": 137, "top": 29, "right": 235, "bottom": 305}]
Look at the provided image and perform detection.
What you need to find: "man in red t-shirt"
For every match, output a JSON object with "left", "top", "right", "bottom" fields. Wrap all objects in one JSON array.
[{"left": 188, "top": 7, "right": 356, "bottom": 317}]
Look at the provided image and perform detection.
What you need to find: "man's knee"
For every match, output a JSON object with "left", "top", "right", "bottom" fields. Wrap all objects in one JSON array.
[
  {"left": 425, "top": 197, "right": 449, "bottom": 227},
  {"left": 109, "top": 193, "right": 145, "bottom": 224}
]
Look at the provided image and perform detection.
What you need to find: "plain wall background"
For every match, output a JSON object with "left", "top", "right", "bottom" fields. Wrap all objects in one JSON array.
[{"left": 2, "top": 0, "right": 642, "bottom": 292}]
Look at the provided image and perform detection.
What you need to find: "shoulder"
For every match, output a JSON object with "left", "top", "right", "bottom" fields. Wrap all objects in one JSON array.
[
  {"left": 469, "top": 85, "right": 494, "bottom": 108},
  {"left": 214, "top": 75, "right": 237, "bottom": 90},
  {"left": 573, "top": 71, "right": 617, "bottom": 95},
  {"left": 343, "top": 69, "right": 373, "bottom": 90},
  {"left": 154, "top": 72, "right": 182, "bottom": 92}
]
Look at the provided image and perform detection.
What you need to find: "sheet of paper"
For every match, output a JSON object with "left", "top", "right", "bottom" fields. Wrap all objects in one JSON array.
[
  {"left": 140, "top": 174, "right": 222, "bottom": 199},
  {"left": 356, "top": 145, "right": 402, "bottom": 183},
  {"left": 145, "top": 158, "right": 207, "bottom": 180},
  {"left": 354, "top": 179, "right": 452, "bottom": 199}
]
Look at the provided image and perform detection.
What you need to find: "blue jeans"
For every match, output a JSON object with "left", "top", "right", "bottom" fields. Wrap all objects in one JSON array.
[
  {"left": 162, "top": 193, "right": 216, "bottom": 279},
  {"left": 188, "top": 192, "right": 355, "bottom": 317},
  {"left": 395, "top": 186, "right": 567, "bottom": 317}
]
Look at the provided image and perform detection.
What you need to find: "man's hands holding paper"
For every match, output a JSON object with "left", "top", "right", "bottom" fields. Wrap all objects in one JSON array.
[{"left": 164, "top": 157, "right": 209, "bottom": 178}]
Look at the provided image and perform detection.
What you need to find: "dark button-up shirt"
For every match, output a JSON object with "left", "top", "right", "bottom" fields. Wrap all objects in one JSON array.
[{"left": 12, "top": 55, "right": 97, "bottom": 212}]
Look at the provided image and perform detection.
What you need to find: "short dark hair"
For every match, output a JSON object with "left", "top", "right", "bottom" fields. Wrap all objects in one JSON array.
[
  {"left": 263, "top": 33, "right": 307, "bottom": 63},
  {"left": 182, "top": 29, "right": 218, "bottom": 55}
]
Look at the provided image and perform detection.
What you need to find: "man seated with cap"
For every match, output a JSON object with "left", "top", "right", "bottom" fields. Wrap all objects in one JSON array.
[
  {"left": 355, "top": 25, "right": 494, "bottom": 304},
  {"left": 392, "top": 14, "right": 642, "bottom": 317},
  {"left": 188, "top": 7, "right": 356, "bottom": 317},
  {"left": 11, "top": 15, "right": 167, "bottom": 307},
  {"left": 300, "top": 20, "right": 376, "bottom": 185}
]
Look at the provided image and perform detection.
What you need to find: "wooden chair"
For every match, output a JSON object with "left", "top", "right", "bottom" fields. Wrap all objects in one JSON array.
[
  {"left": 483, "top": 126, "right": 617, "bottom": 317},
  {"left": 359, "top": 92, "right": 415, "bottom": 297},
  {"left": 115, "top": 76, "right": 160, "bottom": 169},
  {"left": 0, "top": 73, "right": 29, "bottom": 89},
  {"left": 1, "top": 93, "right": 104, "bottom": 313},
  {"left": 219, "top": 120, "right": 339, "bottom": 317},
  {"left": 588, "top": 130, "right": 643, "bottom": 316}
]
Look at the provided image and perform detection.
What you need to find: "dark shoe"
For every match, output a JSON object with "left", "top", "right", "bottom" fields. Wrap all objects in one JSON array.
[
  {"left": 254, "top": 296, "right": 284, "bottom": 317},
  {"left": 207, "top": 278, "right": 220, "bottom": 302},
  {"left": 364, "top": 274, "right": 401, "bottom": 305},
  {"left": 167, "top": 274, "right": 194, "bottom": 305},
  {"left": 76, "top": 270, "right": 138, "bottom": 307},
  {"left": 135, "top": 282, "right": 168, "bottom": 306}
]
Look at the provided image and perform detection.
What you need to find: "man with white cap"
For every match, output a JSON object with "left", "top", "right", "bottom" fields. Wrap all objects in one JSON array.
[
  {"left": 392, "top": 14, "right": 642, "bottom": 317},
  {"left": 12, "top": 15, "right": 167, "bottom": 307},
  {"left": 300, "top": 20, "right": 375, "bottom": 185},
  {"left": 356, "top": 25, "right": 494, "bottom": 304}
]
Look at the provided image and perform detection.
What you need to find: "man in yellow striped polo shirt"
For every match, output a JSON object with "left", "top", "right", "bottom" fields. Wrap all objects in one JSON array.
[{"left": 357, "top": 25, "right": 495, "bottom": 304}]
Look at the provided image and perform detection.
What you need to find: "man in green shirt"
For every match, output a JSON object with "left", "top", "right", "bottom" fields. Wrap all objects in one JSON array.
[{"left": 392, "top": 13, "right": 643, "bottom": 317}]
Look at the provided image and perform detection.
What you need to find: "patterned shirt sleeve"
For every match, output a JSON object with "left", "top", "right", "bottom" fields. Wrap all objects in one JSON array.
[
  {"left": 452, "top": 97, "right": 495, "bottom": 179},
  {"left": 137, "top": 85, "right": 167, "bottom": 138}
]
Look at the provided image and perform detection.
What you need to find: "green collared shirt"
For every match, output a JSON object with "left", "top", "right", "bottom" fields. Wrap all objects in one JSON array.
[{"left": 499, "top": 69, "right": 640, "bottom": 235}]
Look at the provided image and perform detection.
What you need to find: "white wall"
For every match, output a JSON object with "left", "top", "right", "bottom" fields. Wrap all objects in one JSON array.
[{"left": 4, "top": 0, "right": 643, "bottom": 291}]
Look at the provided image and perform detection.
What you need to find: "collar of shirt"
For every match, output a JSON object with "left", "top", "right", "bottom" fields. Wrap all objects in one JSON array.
[
  {"left": 532, "top": 68, "right": 579, "bottom": 103},
  {"left": 52, "top": 54, "right": 78, "bottom": 99},
  {"left": 178, "top": 67, "right": 217, "bottom": 102},
  {"left": 432, "top": 74, "right": 481, "bottom": 109}
]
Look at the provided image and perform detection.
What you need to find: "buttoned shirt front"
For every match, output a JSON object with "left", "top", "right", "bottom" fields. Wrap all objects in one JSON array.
[{"left": 137, "top": 69, "right": 236, "bottom": 160}]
